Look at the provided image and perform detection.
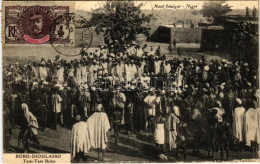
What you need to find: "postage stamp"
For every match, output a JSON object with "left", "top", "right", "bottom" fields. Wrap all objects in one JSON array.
[{"left": 3, "top": 2, "right": 75, "bottom": 46}]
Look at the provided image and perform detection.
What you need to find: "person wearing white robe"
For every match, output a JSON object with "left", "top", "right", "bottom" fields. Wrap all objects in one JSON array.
[
  {"left": 244, "top": 101, "right": 259, "bottom": 147},
  {"left": 75, "top": 64, "right": 82, "bottom": 82},
  {"left": 21, "top": 102, "right": 39, "bottom": 152},
  {"left": 57, "top": 67, "right": 64, "bottom": 84},
  {"left": 154, "top": 59, "right": 162, "bottom": 75},
  {"left": 89, "top": 63, "right": 98, "bottom": 85},
  {"left": 125, "top": 61, "right": 137, "bottom": 82},
  {"left": 167, "top": 106, "right": 180, "bottom": 151},
  {"left": 176, "top": 63, "right": 184, "bottom": 87},
  {"left": 127, "top": 45, "right": 137, "bottom": 57},
  {"left": 81, "top": 65, "right": 87, "bottom": 84},
  {"left": 136, "top": 46, "right": 144, "bottom": 58},
  {"left": 163, "top": 61, "right": 171, "bottom": 75},
  {"left": 154, "top": 112, "right": 166, "bottom": 156},
  {"left": 52, "top": 89, "right": 62, "bottom": 130},
  {"left": 144, "top": 89, "right": 157, "bottom": 132},
  {"left": 116, "top": 61, "right": 125, "bottom": 77},
  {"left": 137, "top": 61, "right": 146, "bottom": 77},
  {"left": 71, "top": 115, "right": 91, "bottom": 161},
  {"left": 87, "top": 104, "right": 110, "bottom": 161},
  {"left": 39, "top": 64, "right": 48, "bottom": 81},
  {"left": 232, "top": 98, "right": 245, "bottom": 143}
]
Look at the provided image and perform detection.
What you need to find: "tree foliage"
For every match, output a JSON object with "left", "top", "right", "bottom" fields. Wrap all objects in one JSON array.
[
  {"left": 88, "top": 1, "right": 153, "bottom": 46},
  {"left": 200, "top": 0, "right": 232, "bottom": 20}
]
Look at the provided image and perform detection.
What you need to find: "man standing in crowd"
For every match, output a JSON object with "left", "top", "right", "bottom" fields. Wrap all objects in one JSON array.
[{"left": 112, "top": 86, "right": 126, "bottom": 144}]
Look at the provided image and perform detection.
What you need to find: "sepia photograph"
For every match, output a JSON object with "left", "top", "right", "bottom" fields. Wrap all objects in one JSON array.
[{"left": 2, "top": 0, "right": 259, "bottom": 163}]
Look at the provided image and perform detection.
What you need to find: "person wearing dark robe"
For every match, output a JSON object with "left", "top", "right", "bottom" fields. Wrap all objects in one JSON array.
[
  {"left": 125, "top": 99, "right": 134, "bottom": 136},
  {"left": 112, "top": 86, "right": 126, "bottom": 144}
]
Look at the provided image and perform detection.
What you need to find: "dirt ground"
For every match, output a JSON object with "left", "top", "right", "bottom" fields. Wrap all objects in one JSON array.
[
  {"left": 3, "top": 42, "right": 229, "bottom": 65},
  {"left": 6, "top": 126, "right": 259, "bottom": 163}
]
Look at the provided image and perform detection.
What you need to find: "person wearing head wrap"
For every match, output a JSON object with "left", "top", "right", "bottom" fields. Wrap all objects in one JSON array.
[
  {"left": 232, "top": 98, "right": 245, "bottom": 150},
  {"left": 176, "top": 63, "right": 184, "bottom": 87},
  {"left": 56, "top": 65, "right": 64, "bottom": 84},
  {"left": 126, "top": 43, "right": 137, "bottom": 57},
  {"left": 154, "top": 111, "right": 166, "bottom": 157},
  {"left": 89, "top": 62, "right": 99, "bottom": 85},
  {"left": 163, "top": 60, "right": 171, "bottom": 76},
  {"left": 39, "top": 63, "right": 48, "bottom": 81},
  {"left": 137, "top": 58, "right": 146, "bottom": 78},
  {"left": 51, "top": 87, "right": 63, "bottom": 130},
  {"left": 20, "top": 100, "right": 40, "bottom": 153},
  {"left": 144, "top": 88, "right": 157, "bottom": 133},
  {"left": 112, "top": 85, "right": 126, "bottom": 141},
  {"left": 90, "top": 86, "right": 101, "bottom": 114},
  {"left": 71, "top": 115, "right": 90, "bottom": 161},
  {"left": 125, "top": 98, "right": 134, "bottom": 137},
  {"left": 244, "top": 100, "right": 259, "bottom": 150},
  {"left": 79, "top": 85, "right": 91, "bottom": 119},
  {"left": 125, "top": 60, "right": 137, "bottom": 82},
  {"left": 81, "top": 62, "right": 88, "bottom": 83},
  {"left": 31, "top": 62, "right": 39, "bottom": 79},
  {"left": 209, "top": 100, "right": 225, "bottom": 123},
  {"left": 167, "top": 106, "right": 180, "bottom": 151},
  {"left": 87, "top": 104, "right": 110, "bottom": 161},
  {"left": 154, "top": 57, "right": 162, "bottom": 75}
]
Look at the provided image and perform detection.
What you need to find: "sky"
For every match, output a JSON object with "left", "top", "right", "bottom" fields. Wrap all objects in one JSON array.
[{"left": 75, "top": 1, "right": 259, "bottom": 11}]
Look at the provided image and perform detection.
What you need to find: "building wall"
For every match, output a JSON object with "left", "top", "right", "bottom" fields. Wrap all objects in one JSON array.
[
  {"left": 149, "top": 26, "right": 202, "bottom": 43},
  {"left": 170, "top": 27, "right": 202, "bottom": 43},
  {"left": 75, "top": 28, "right": 104, "bottom": 47}
]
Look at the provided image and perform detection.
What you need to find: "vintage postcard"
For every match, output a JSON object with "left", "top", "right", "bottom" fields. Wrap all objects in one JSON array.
[{"left": 2, "top": 0, "right": 259, "bottom": 163}]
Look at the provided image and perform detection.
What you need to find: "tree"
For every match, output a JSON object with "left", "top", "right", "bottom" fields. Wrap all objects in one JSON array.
[
  {"left": 200, "top": 0, "right": 232, "bottom": 21},
  {"left": 88, "top": 1, "right": 153, "bottom": 48}
]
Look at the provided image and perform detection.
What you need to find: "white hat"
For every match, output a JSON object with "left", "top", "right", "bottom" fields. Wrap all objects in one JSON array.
[
  {"left": 216, "top": 100, "right": 222, "bottom": 108},
  {"left": 59, "top": 86, "right": 64, "bottom": 91},
  {"left": 254, "top": 89, "right": 259, "bottom": 98},
  {"left": 236, "top": 98, "right": 242, "bottom": 105},
  {"left": 124, "top": 84, "right": 130, "bottom": 90},
  {"left": 68, "top": 72, "right": 74, "bottom": 77},
  {"left": 130, "top": 85, "right": 136, "bottom": 90},
  {"left": 173, "top": 106, "right": 180, "bottom": 116},
  {"left": 161, "top": 90, "right": 166, "bottom": 95},
  {"left": 91, "top": 86, "right": 96, "bottom": 91},
  {"left": 206, "top": 83, "right": 210, "bottom": 88},
  {"left": 83, "top": 84, "right": 88, "bottom": 89},
  {"left": 178, "top": 88, "right": 182, "bottom": 94},
  {"left": 219, "top": 92, "right": 224, "bottom": 98},
  {"left": 7, "top": 72, "right": 12, "bottom": 76},
  {"left": 204, "top": 66, "right": 209, "bottom": 71},
  {"left": 32, "top": 82, "right": 38, "bottom": 87},
  {"left": 97, "top": 104, "right": 102, "bottom": 112},
  {"left": 42, "top": 81, "right": 48, "bottom": 85}
]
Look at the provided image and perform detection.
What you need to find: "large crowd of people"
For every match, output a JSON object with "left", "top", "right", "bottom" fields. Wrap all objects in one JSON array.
[{"left": 3, "top": 42, "right": 259, "bottom": 160}]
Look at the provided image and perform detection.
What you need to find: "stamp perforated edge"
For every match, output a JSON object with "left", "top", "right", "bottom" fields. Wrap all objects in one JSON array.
[{"left": 2, "top": 1, "right": 75, "bottom": 47}]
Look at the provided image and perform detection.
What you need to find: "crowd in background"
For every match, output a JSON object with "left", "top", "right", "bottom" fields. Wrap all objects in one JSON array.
[{"left": 3, "top": 42, "right": 259, "bottom": 159}]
